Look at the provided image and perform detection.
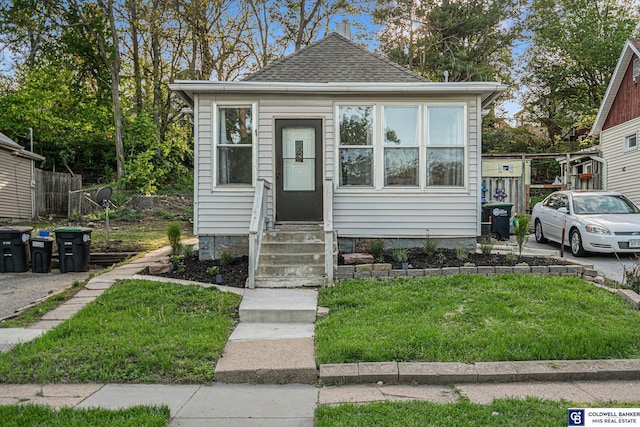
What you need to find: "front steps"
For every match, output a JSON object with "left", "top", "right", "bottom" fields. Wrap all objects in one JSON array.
[
  {"left": 214, "top": 289, "right": 318, "bottom": 384},
  {"left": 254, "top": 225, "right": 328, "bottom": 288}
]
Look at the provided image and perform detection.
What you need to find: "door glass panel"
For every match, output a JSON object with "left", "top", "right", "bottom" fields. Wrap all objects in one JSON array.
[{"left": 283, "top": 127, "right": 315, "bottom": 191}]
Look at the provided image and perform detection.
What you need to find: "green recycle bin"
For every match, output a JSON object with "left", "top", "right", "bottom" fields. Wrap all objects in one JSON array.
[{"left": 54, "top": 227, "right": 93, "bottom": 273}]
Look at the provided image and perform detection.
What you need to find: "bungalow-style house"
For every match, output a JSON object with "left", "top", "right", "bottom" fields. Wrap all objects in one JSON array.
[
  {"left": 170, "top": 28, "right": 506, "bottom": 287},
  {"left": 0, "top": 132, "right": 44, "bottom": 220},
  {"left": 592, "top": 38, "right": 640, "bottom": 204}
]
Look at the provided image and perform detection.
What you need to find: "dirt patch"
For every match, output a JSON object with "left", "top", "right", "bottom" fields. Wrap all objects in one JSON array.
[
  {"left": 91, "top": 240, "right": 145, "bottom": 253},
  {"left": 150, "top": 253, "right": 248, "bottom": 288}
]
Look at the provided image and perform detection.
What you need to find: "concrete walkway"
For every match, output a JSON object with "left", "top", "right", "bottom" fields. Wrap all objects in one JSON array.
[
  {"left": 1, "top": 241, "right": 640, "bottom": 424},
  {"left": 2, "top": 381, "right": 640, "bottom": 425}
]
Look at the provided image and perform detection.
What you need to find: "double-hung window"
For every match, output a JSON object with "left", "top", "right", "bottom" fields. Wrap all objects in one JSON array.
[
  {"left": 383, "top": 106, "right": 419, "bottom": 186},
  {"left": 624, "top": 133, "right": 637, "bottom": 152},
  {"left": 427, "top": 106, "right": 465, "bottom": 187},
  {"left": 338, "top": 106, "right": 373, "bottom": 186},
  {"left": 216, "top": 106, "right": 253, "bottom": 185}
]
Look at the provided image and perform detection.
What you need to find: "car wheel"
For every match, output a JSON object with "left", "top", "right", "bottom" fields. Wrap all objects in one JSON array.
[
  {"left": 534, "top": 219, "right": 548, "bottom": 243},
  {"left": 570, "top": 229, "right": 587, "bottom": 257}
]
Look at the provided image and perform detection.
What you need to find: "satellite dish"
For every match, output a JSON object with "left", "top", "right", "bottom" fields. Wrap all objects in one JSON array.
[
  {"left": 96, "top": 187, "right": 112, "bottom": 205},
  {"left": 95, "top": 187, "right": 113, "bottom": 242}
]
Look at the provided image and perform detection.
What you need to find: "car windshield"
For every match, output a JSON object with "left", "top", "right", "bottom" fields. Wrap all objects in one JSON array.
[{"left": 572, "top": 194, "right": 640, "bottom": 215}]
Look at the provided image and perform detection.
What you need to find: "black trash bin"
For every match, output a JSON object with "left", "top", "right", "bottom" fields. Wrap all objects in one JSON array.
[
  {"left": 482, "top": 203, "right": 513, "bottom": 240},
  {"left": 0, "top": 226, "right": 32, "bottom": 273},
  {"left": 31, "top": 234, "right": 54, "bottom": 273},
  {"left": 54, "top": 227, "right": 93, "bottom": 273}
]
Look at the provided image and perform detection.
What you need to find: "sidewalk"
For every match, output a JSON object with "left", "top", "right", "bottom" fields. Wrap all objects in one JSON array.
[{"left": 2, "top": 380, "right": 640, "bottom": 425}]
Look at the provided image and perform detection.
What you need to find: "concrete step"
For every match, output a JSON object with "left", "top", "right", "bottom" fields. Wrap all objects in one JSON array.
[
  {"left": 260, "top": 241, "right": 325, "bottom": 254},
  {"left": 255, "top": 277, "right": 327, "bottom": 288},
  {"left": 239, "top": 289, "right": 318, "bottom": 323},
  {"left": 259, "top": 253, "right": 325, "bottom": 266},
  {"left": 274, "top": 222, "right": 323, "bottom": 232},
  {"left": 214, "top": 338, "right": 317, "bottom": 384},
  {"left": 263, "top": 231, "right": 324, "bottom": 243},
  {"left": 256, "top": 264, "right": 325, "bottom": 278}
]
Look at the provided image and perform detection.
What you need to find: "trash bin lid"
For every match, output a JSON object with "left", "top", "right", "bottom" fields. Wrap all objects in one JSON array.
[
  {"left": 0, "top": 226, "right": 33, "bottom": 233},
  {"left": 54, "top": 226, "right": 93, "bottom": 233},
  {"left": 31, "top": 236, "right": 54, "bottom": 242},
  {"left": 482, "top": 203, "right": 513, "bottom": 208}
]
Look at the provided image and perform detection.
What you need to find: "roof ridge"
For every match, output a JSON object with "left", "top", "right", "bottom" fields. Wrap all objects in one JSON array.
[{"left": 243, "top": 32, "right": 428, "bottom": 83}]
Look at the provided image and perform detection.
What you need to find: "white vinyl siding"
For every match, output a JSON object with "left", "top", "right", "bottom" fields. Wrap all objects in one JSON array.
[
  {"left": 0, "top": 149, "right": 32, "bottom": 219},
  {"left": 193, "top": 93, "right": 479, "bottom": 239},
  {"left": 601, "top": 117, "right": 640, "bottom": 205}
]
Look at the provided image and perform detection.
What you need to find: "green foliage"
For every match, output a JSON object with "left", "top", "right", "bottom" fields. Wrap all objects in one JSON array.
[
  {"left": 167, "top": 222, "right": 182, "bottom": 255},
  {"left": 207, "top": 266, "right": 219, "bottom": 276},
  {"left": 424, "top": 230, "right": 436, "bottom": 256},
  {"left": 367, "top": 239, "right": 385, "bottom": 259},
  {"left": 219, "top": 251, "right": 234, "bottom": 266},
  {"left": 436, "top": 252, "right": 446, "bottom": 264},
  {"left": 514, "top": 213, "right": 530, "bottom": 256},
  {"left": 623, "top": 257, "right": 640, "bottom": 294},
  {"left": 375, "top": 0, "right": 521, "bottom": 83},
  {"left": 521, "top": 0, "right": 639, "bottom": 144},
  {"left": 0, "top": 280, "right": 241, "bottom": 383},
  {"left": 315, "top": 398, "right": 638, "bottom": 427},
  {"left": 0, "top": 404, "right": 170, "bottom": 427},
  {"left": 316, "top": 275, "right": 640, "bottom": 364},
  {"left": 391, "top": 248, "right": 408, "bottom": 263},
  {"left": 455, "top": 244, "right": 468, "bottom": 261},
  {"left": 480, "top": 241, "right": 493, "bottom": 256}
]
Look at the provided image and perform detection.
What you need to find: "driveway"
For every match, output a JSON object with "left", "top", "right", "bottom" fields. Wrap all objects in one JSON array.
[
  {"left": 524, "top": 239, "right": 638, "bottom": 284},
  {"left": 0, "top": 270, "right": 94, "bottom": 320}
]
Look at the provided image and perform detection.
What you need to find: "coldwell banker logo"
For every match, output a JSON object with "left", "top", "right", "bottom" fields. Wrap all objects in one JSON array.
[{"left": 568, "top": 409, "right": 585, "bottom": 426}]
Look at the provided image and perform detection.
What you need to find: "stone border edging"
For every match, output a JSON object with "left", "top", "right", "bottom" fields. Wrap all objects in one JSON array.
[
  {"left": 319, "top": 359, "right": 640, "bottom": 385},
  {"left": 335, "top": 259, "right": 589, "bottom": 281}
]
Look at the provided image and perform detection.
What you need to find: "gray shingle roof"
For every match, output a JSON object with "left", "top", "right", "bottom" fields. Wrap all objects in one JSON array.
[{"left": 243, "top": 32, "right": 428, "bottom": 83}]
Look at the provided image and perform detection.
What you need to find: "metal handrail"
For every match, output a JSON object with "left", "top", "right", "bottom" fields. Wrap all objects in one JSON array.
[
  {"left": 248, "top": 179, "right": 271, "bottom": 288},
  {"left": 324, "top": 179, "right": 334, "bottom": 282}
]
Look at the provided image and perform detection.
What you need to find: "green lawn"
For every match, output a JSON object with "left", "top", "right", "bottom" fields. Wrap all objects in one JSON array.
[
  {"left": 0, "top": 404, "right": 169, "bottom": 427},
  {"left": 0, "top": 279, "right": 241, "bottom": 383},
  {"left": 315, "top": 398, "right": 640, "bottom": 427},
  {"left": 316, "top": 275, "right": 640, "bottom": 364}
]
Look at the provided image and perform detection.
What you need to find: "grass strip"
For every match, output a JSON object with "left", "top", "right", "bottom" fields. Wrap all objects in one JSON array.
[
  {"left": 315, "top": 398, "right": 640, "bottom": 427},
  {"left": 0, "top": 404, "right": 169, "bottom": 427},
  {"left": 0, "top": 281, "right": 86, "bottom": 328},
  {"left": 316, "top": 274, "right": 640, "bottom": 363},
  {"left": 0, "top": 279, "right": 241, "bottom": 383}
]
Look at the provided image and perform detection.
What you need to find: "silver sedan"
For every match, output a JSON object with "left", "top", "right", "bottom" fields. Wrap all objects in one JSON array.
[{"left": 531, "top": 190, "right": 640, "bottom": 257}]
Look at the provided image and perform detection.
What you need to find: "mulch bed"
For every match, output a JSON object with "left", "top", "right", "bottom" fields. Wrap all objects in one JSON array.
[
  {"left": 342, "top": 247, "right": 570, "bottom": 270},
  {"left": 146, "top": 248, "right": 569, "bottom": 289},
  {"left": 151, "top": 253, "right": 248, "bottom": 288}
]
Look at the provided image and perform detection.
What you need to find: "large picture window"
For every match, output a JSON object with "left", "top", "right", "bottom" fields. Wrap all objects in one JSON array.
[
  {"left": 339, "top": 106, "right": 373, "bottom": 186},
  {"left": 217, "top": 106, "right": 253, "bottom": 185},
  {"left": 336, "top": 103, "right": 467, "bottom": 189},
  {"left": 384, "top": 106, "right": 419, "bottom": 186},
  {"left": 427, "top": 106, "right": 464, "bottom": 186}
]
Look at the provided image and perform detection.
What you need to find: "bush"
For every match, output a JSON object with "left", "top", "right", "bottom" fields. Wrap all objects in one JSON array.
[
  {"left": 167, "top": 222, "right": 182, "bottom": 255},
  {"left": 219, "top": 251, "right": 234, "bottom": 266},
  {"left": 514, "top": 213, "right": 530, "bottom": 257},
  {"left": 367, "top": 239, "right": 385, "bottom": 259}
]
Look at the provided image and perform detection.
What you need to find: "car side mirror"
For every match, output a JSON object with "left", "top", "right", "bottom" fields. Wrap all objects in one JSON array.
[{"left": 558, "top": 207, "right": 569, "bottom": 214}]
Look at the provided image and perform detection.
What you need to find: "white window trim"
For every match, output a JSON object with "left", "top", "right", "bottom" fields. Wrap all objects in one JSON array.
[
  {"left": 336, "top": 103, "right": 376, "bottom": 188},
  {"left": 335, "top": 101, "right": 469, "bottom": 191},
  {"left": 624, "top": 132, "right": 637, "bottom": 152},
  {"left": 212, "top": 102, "right": 258, "bottom": 190},
  {"left": 380, "top": 104, "right": 422, "bottom": 189},
  {"left": 425, "top": 103, "right": 468, "bottom": 189}
]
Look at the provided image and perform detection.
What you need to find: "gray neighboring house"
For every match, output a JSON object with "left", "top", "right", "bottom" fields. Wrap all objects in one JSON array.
[
  {"left": 171, "top": 29, "right": 506, "bottom": 287},
  {"left": 0, "top": 132, "right": 44, "bottom": 220}
]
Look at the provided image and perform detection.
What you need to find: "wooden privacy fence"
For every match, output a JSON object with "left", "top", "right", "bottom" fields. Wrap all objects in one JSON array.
[
  {"left": 482, "top": 177, "right": 525, "bottom": 214},
  {"left": 35, "top": 169, "right": 82, "bottom": 217}
]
